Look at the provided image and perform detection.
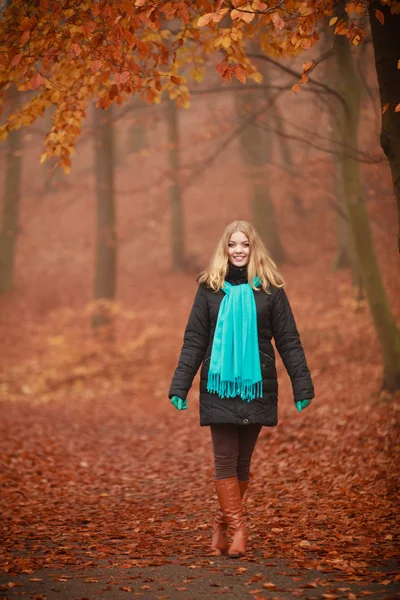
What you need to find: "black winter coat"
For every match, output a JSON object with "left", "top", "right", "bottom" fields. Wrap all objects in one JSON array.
[{"left": 169, "top": 265, "right": 314, "bottom": 427}]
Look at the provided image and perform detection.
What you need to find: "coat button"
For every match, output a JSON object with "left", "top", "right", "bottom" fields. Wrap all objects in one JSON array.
[{"left": 243, "top": 418, "right": 249, "bottom": 424}]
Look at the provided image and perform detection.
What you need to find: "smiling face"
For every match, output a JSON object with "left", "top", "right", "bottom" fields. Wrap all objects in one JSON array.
[{"left": 227, "top": 231, "right": 250, "bottom": 267}]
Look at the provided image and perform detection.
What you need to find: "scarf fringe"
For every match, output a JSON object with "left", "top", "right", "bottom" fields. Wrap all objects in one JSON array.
[{"left": 207, "top": 372, "right": 263, "bottom": 403}]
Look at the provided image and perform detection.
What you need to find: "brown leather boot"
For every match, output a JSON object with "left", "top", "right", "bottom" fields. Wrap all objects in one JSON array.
[
  {"left": 215, "top": 476, "right": 248, "bottom": 558},
  {"left": 211, "top": 480, "right": 249, "bottom": 555}
]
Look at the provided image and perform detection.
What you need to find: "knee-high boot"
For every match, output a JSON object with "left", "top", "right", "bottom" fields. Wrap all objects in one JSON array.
[
  {"left": 214, "top": 476, "right": 248, "bottom": 558},
  {"left": 211, "top": 479, "right": 248, "bottom": 554}
]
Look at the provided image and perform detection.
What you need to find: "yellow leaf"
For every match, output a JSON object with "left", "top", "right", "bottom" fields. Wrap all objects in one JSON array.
[
  {"left": 231, "top": 8, "right": 255, "bottom": 23},
  {"left": 303, "top": 61, "right": 313, "bottom": 71},
  {"left": 329, "top": 16, "right": 338, "bottom": 26},
  {"left": 240, "top": 11, "right": 255, "bottom": 24},
  {"left": 230, "top": 28, "right": 243, "bottom": 41},
  {"left": 249, "top": 71, "right": 263, "bottom": 84},
  {"left": 335, "top": 19, "right": 349, "bottom": 35},
  {"left": 197, "top": 13, "right": 215, "bottom": 27},
  {"left": 375, "top": 9, "right": 384, "bottom": 25},
  {"left": 221, "top": 36, "right": 231, "bottom": 49},
  {"left": 191, "top": 68, "right": 204, "bottom": 83}
]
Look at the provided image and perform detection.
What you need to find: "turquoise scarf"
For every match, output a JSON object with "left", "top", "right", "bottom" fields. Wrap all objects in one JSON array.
[{"left": 207, "top": 276, "right": 263, "bottom": 402}]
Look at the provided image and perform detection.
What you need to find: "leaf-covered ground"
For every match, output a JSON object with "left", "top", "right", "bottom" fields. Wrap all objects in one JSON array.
[{"left": 0, "top": 359, "right": 399, "bottom": 599}]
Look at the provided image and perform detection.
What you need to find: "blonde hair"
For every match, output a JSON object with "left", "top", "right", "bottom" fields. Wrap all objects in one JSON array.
[{"left": 198, "top": 220, "right": 284, "bottom": 293}]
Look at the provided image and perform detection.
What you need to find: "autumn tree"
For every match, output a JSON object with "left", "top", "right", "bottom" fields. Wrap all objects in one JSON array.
[
  {"left": 0, "top": 0, "right": 21, "bottom": 293},
  {"left": 1, "top": 1, "right": 397, "bottom": 166},
  {"left": 92, "top": 105, "right": 117, "bottom": 331},
  {"left": 272, "top": 103, "right": 305, "bottom": 217},
  {"left": 0, "top": 0, "right": 397, "bottom": 240},
  {"left": 166, "top": 98, "right": 186, "bottom": 271},
  {"left": 126, "top": 100, "right": 148, "bottom": 157},
  {"left": 321, "top": 18, "right": 353, "bottom": 273},
  {"left": 0, "top": 86, "right": 22, "bottom": 293},
  {"left": 368, "top": 1, "right": 400, "bottom": 253},
  {"left": 334, "top": 30, "right": 400, "bottom": 391}
]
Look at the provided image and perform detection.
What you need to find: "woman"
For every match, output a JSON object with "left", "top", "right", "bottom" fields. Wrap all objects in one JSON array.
[{"left": 168, "top": 221, "right": 314, "bottom": 558}]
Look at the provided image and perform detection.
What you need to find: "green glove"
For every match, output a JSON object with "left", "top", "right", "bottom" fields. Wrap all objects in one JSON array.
[
  {"left": 295, "top": 399, "right": 311, "bottom": 413},
  {"left": 171, "top": 395, "right": 188, "bottom": 411}
]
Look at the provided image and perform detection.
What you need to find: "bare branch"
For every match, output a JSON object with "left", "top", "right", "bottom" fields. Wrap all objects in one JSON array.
[
  {"left": 248, "top": 53, "right": 348, "bottom": 114},
  {"left": 179, "top": 89, "right": 285, "bottom": 192},
  {"left": 256, "top": 119, "right": 385, "bottom": 164}
]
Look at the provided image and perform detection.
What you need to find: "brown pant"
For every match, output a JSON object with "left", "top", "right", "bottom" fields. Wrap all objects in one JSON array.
[{"left": 210, "top": 423, "right": 262, "bottom": 481}]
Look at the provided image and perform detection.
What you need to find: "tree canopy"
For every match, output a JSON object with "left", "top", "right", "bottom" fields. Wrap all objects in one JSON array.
[{"left": 0, "top": 0, "right": 398, "bottom": 171}]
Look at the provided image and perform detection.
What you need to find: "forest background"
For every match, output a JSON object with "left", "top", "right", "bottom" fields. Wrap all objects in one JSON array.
[{"left": 0, "top": 1, "right": 399, "bottom": 598}]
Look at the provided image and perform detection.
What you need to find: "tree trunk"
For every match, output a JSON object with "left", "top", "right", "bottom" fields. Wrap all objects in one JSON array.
[
  {"left": 335, "top": 33, "right": 400, "bottom": 392},
  {"left": 0, "top": 88, "right": 22, "bottom": 293},
  {"left": 272, "top": 104, "right": 305, "bottom": 217},
  {"left": 234, "top": 88, "right": 286, "bottom": 263},
  {"left": 92, "top": 105, "right": 117, "bottom": 331},
  {"left": 368, "top": 1, "right": 400, "bottom": 253},
  {"left": 326, "top": 23, "right": 362, "bottom": 292},
  {"left": 324, "top": 34, "right": 352, "bottom": 271},
  {"left": 127, "top": 109, "right": 147, "bottom": 155},
  {"left": 166, "top": 98, "right": 185, "bottom": 271}
]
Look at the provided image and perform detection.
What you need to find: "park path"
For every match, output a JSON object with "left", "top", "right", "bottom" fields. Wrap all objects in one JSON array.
[{"left": 1, "top": 383, "right": 399, "bottom": 599}]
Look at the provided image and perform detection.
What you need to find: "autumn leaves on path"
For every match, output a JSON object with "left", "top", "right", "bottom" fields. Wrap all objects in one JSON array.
[{"left": 1, "top": 386, "right": 399, "bottom": 599}]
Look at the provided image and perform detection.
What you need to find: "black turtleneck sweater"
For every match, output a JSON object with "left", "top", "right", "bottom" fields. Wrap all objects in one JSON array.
[{"left": 225, "top": 262, "right": 248, "bottom": 286}]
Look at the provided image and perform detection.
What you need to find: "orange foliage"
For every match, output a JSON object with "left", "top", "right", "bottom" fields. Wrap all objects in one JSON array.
[{"left": 0, "top": 0, "right": 397, "bottom": 170}]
